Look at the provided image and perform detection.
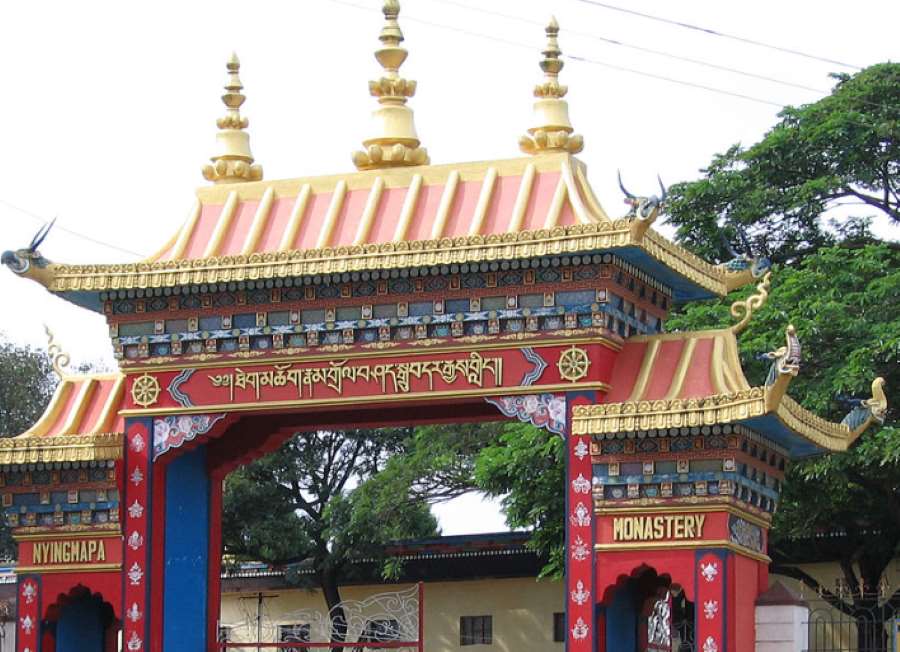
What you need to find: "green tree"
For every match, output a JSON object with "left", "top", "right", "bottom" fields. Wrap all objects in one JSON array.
[
  {"left": 475, "top": 422, "right": 565, "bottom": 577},
  {"left": 0, "top": 337, "right": 56, "bottom": 439},
  {"left": 0, "top": 336, "right": 58, "bottom": 560},
  {"left": 222, "top": 427, "right": 442, "bottom": 646},
  {"left": 665, "top": 63, "right": 899, "bottom": 264},
  {"left": 666, "top": 244, "right": 899, "bottom": 649}
]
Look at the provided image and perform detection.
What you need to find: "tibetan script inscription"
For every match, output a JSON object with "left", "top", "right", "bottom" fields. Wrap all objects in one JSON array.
[{"left": 208, "top": 352, "right": 504, "bottom": 401}]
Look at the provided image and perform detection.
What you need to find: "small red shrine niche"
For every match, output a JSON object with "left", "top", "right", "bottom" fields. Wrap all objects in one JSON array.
[{"left": 0, "top": 3, "right": 887, "bottom": 652}]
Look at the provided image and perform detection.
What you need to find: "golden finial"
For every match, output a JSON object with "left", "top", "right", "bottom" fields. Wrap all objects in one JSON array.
[
  {"left": 202, "top": 53, "right": 263, "bottom": 184},
  {"left": 44, "top": 325, "right": 70, "bottom": 380},
  {"left": 352, "top": 0, "right": 429, "bottom": 170},
  {"left": 520, "top": 17, "right": 584, "bottom": 155},
  {"left": 730, "top": 271, "right": 772, "bottom": 334}
]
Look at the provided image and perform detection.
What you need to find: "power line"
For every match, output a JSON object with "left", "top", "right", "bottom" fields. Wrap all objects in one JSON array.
[
  {"left": 572, "top": 0, "right": 862, "bottom": 71},
  {"left": 0, "top": 198, "right": 145, "bottom": 259},
  {"left": 429, "top": 0, "right": 828, "bottom": 94},
  {"left": 326, "top": 0, "right": 789, "bottom": 108}
]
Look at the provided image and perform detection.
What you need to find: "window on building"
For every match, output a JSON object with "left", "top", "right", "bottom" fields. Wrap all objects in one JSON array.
[
  {"left": 218, "top": 626, "right": 232, "bottom": 643},
  {"left": 460, "top": 615, "right": 492, "bottom": 646},
  {"left": 279, "top": 623, "right": 311, "bottom": 643},
  {"left": 361, "top": 618, "right": 401, "bottom": 642},
  {"left": 553, "top": 613, "right": 565, "bottom": 643}
]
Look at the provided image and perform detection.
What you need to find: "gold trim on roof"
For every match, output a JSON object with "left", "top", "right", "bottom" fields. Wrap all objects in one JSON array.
[
  {"left": 0, "top": 433, "right": 122, "bottom": 465},
  {"left": 572, "top": 328, "right": 874, "bottom": 452}
]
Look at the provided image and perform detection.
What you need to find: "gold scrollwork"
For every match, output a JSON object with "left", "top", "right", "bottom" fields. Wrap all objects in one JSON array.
[
  {"left": 44, "top": 325, "right": 70, "bottom": 380},
  {"left": 731, "top": 271, "right": 772, "bottom": 334}
]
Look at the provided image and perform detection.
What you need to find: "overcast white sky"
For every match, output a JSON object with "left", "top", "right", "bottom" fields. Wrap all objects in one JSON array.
[{"left": 0, "top": 0, "right": 897, "bottom": 534}]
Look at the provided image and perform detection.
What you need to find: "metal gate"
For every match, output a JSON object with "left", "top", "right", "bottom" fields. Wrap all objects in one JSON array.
[
  {"left": 805, "top": 592, "right": 899, "bottom": 652},
  {"left": 218, "top": 583, "right": 424, "bottom": 651}
]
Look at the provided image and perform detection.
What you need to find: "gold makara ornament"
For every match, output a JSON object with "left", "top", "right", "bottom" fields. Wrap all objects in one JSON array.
[
  {"left": 730, "top": 271, "right": 771, "bottom": 334},
  {"left": 519, "top": 17, "right": 584, "bottom": 156},
  {"left": 352, "top": 0, "right": 429, "bottom": 170},
  {"left": 558, "top": 345, "right": 590, "bottom": 382},
  {"left": 202, "top": 53, "right": 263, "bottom": 184},
  {"left": 131, "top": 373, "right": 161, "bottom": 408},
  {"left": 44, "top": 325, "right": 70, "bottom": 380}
]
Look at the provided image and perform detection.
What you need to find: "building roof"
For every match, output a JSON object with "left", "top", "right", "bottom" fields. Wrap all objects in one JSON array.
[
  {"left": 0, "top": 373, "right": 124, "bottom": 465},
  {"left": 572, "top": 322, "right": 886, "bottom": 456},
  {"left": 9, "top": 154, "right": 753, "bottom": 310}
]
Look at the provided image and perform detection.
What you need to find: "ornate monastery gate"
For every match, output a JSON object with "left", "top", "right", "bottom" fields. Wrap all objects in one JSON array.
[{"left": 0, "top": 3, "right": 887, "bottom": 651}]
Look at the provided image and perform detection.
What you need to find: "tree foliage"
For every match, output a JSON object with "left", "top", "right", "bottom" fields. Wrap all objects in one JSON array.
[
  {"left": 0, "top": 337, "right": 56, "bottom": 439},
  {"left": 665, "top": 63, "right": 899, "bottom": 264},
  {"left": 667, "top": 244, "right": 899, "bottom": 639}
]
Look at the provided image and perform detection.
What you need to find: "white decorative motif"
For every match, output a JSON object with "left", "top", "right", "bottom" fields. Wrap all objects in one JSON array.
[
  {"left": 571, "top": 617, "right": 589, "bottom": 641},
  {"left": 570, "top": 580, "right": 589, "bottom": 605},
  {"left": 570, "top": 536, "right": 590, "bottom": 561},
  {"left": 702, "top": 636, "right": 718, "bottom": 652},
  {"left": 225, "top": 584, "right": 421, "bottom": 644},
  {"left": 127, "top": 602, "right": 143, "bottom": 623},
  {"left": 128, "top": 562, "right": 144, "bottom": 586},
  {"left": 20, "top": 615, "right": 33, "bottom": 634},
  {"left": 128, "top": 500, "right": 144, "bottom": 519},
  {"left": 130, "top": 433, "right": 146, "bottom": 453},
  {"left": 130, "top": 467, "right": 144, "bottom": 486},
  {"left": 703, "top": 600, "right": 719, "bottom": 620},
  {"left": 127, "top": 631, "right": 143, "bottom": 651},
  {"left": 573, "top": 438, "right": 588, "bottom": 460},
  {"left": 128, "top": 531, "right": 144, "bottom": 551},
  {"left": 570, "top": 502, "right": 591, "bottom": 527},
  {"left": 21, "top": 581, "right": 36, "bottom": 605},
  {"left": 571, "top": 473, "right": 591, "bottom": 494},
  {"left": 700, "top": 561, "right": 719, "bottom": 583}
]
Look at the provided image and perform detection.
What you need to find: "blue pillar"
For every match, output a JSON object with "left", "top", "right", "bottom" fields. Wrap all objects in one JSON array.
[
  {"left": 163, "top": 446, "right": 210, "bottom": 651},
  {"left": 605, "top": 583, "right": 636, "bottom": 651}
]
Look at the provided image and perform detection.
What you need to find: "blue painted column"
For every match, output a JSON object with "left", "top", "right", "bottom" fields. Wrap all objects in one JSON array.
[{"left": 163, "top": 446, "right": 210, "bottom": 651}]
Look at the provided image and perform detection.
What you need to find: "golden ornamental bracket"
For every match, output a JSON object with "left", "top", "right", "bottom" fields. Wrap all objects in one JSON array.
[
  {"left": 842, "top": 377, "right": 888, "bottom": 442},
  {"left": 44, "top": 325, "right": 70, "bottom": 380},
  {"left": 763, "top": 324, "right": 801, "bottom": 411},
  {"left": 730, "top": 271, "right": 771, "bottom": 334}
]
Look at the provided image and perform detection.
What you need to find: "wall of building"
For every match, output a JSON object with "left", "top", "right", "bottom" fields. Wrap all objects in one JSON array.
[{"left": 221, "top": 577, "right": 564, "bottom": 652}]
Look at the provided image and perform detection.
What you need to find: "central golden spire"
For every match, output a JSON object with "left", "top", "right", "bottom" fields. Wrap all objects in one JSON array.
[
  {"left": 352, "top": 0, "right": 429, "bottom": 170},
  {"left": 202, "top": 53, "right": 263, "bottom": 184},
  {"left": 519, "top": 18, "right": 584, "bottom": 155}
]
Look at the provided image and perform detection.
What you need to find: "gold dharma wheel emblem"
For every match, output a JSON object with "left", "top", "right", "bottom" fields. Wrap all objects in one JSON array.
[
  {"left": 131, "top": 373, "right": 161, "bottom": 408},
  {"left": 557, "top": 346, "right": 590, "bottom": 383}
]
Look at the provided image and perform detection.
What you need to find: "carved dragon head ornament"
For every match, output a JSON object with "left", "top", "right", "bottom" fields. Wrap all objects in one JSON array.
[
  {"left": 618, "top": 172, "right": 667, "bottom": 239},
  {"left": 1, "top": 219, "right": 55, "bottom": 282}
]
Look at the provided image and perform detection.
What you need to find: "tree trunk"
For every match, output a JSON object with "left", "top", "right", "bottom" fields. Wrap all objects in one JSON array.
[{"left": 321, "top": 570, "right": 347, "bottom": 652}]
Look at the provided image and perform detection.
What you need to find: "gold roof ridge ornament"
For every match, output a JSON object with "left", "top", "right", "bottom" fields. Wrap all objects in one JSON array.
[
  {"left": 352, "top": 0, "right": 429, "bottom": 171},
  {"left": 519, "top": 17, "right": 584, "bottom": 156},
  {"left": 201, "top": 53, "right": 263, "bottom": 184},
  {"left": 731, "top": 271, "right": 772, "bottom": 334},
  {"left": 44, "top": 325, "right": 70, "bottom": 380}
]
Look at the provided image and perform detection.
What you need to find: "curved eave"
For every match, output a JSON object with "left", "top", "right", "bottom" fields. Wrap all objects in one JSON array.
[
  {"left": 37, "top": 220, "right": 735, "bottom": 303},
  {"left": 3, "top": 373, "right": 126, "bottom": 464},
  {"left": 9, "top": 154, "right": 748, "bottom": 306},
  {"left": 573, "top": 328, "right": 863, "bottom": 456}
]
